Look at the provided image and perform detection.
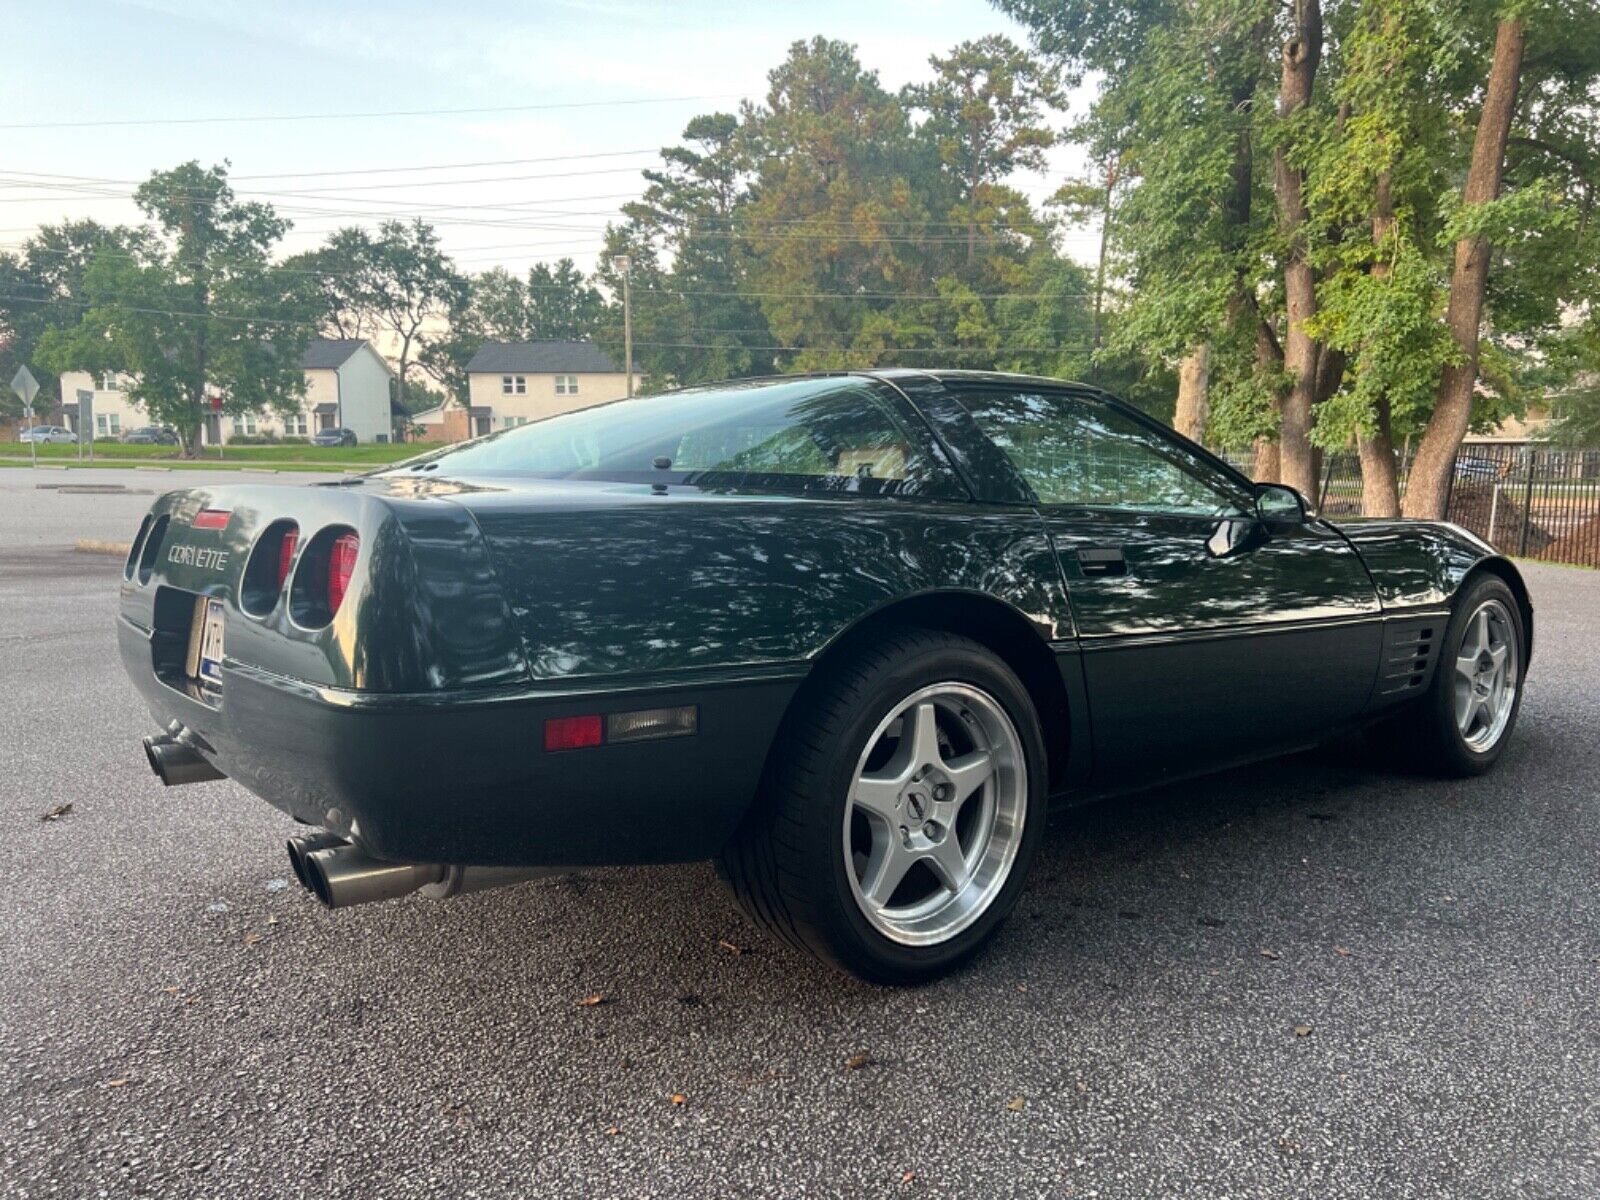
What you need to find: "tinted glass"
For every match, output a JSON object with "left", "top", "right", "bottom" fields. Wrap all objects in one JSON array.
[
  {"left": 953, "top": 388, "right": 1248, "bottom": 515},
  {"left": 392, "top": 377, "right": 962, "bottom": 497}
]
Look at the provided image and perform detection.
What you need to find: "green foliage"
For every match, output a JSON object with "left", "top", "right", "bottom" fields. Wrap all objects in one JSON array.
[
  {"left": 0, "top": 220, "right": 148, "bottom": 419},
  {"left": 34, "top": 163, "right": 310, "bottom": 450}
]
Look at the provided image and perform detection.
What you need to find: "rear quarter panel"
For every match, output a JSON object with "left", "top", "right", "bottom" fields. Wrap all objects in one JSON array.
[{"left": 455, "top": 482, "right": 1072, "bottom": 681}]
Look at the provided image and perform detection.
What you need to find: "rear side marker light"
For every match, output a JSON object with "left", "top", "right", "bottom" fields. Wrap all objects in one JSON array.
[
  {"left": 326, "top": 532, "right": 360, "bottom": 614},
  {"left": 544, "top": 715, "right": 603, "bottom": 752},
  {"left": 192, "top": 508, "right": 231, "bottom": 530},
  {"left": 543, "top": 706, "right": 697, "bottom": 752}
]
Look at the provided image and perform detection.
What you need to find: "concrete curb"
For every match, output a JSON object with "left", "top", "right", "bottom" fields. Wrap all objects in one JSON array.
[{"left": 74, "top": 538, "right": 133, "bottom": 557}]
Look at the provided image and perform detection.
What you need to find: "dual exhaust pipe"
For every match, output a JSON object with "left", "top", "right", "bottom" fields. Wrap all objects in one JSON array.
[
  {"left": 144, "top": 732, "right": 549, "bottom": 910},
  {"left": 286, "top": 834, "right": 557, "bottom": 909},
  {"left": 143, "top": 734, "right": 226, "bottom": 787}
]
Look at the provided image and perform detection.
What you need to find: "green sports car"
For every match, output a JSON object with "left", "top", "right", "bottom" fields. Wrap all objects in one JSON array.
[{"left": 120, "top": 371, "right": 1531, "bottom": 983}]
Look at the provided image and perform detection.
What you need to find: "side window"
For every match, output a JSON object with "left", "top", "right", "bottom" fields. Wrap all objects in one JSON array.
[
  {"left": 953, "top": 388, "right": 1247, "bottom": 515},
  {"left": 670, "top": 386, "right": 936, "bottom": 491}
]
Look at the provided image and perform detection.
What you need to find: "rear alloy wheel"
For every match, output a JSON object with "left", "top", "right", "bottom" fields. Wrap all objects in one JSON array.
[
  {"left": 844, "top": 683, "right": 1026, "bottom": 947},
  {"left": 718, "top": 628, "right": 1047, "bottom": 983}
]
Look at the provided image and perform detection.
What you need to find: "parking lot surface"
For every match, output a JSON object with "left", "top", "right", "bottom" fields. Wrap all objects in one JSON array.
[{"left": 2, "top": 469, "right": 1597, "bottom": 1198}]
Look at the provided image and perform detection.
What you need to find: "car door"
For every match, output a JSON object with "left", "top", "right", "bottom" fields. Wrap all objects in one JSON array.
[{"left": 942, "top": 383, "right": 1384, "bottom": 790}]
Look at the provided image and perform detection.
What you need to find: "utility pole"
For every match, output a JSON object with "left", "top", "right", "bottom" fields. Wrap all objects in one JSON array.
[{"left": 612, "top": 255, "right": 633, "bottom": 397}]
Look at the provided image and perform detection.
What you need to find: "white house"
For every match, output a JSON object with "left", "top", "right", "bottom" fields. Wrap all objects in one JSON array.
[{"left": 58, "top": 338, "right": 395, "bottom": 445}]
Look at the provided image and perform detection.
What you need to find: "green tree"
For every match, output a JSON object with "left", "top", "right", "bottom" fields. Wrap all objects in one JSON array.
[
  {"left": 599, "top": 112, "right": 774, "bottom": 387},
  {"left": 1001, "top": 0, "right": 1600, "bottom": 515},
  {"left": 0, "top": 220, "right": 147, "bottom": 421},
  {"left": 736, "top": 38, "right": 934, "bottom": 371},
  {"left": 906, "top": 35, "right": 1062, "bottom": 271},
  {"left": 36, "top": 163, "right": 309, "bottom": 454}
]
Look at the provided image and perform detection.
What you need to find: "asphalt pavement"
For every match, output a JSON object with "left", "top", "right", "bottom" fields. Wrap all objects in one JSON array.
[{"left": 1, "top": 467, "right": 1596, "bottom": 1199}]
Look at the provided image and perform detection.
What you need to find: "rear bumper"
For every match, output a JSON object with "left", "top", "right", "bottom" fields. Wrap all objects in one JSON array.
[{"left": 119, "top": 616, "right": 803, "bottom": 866}]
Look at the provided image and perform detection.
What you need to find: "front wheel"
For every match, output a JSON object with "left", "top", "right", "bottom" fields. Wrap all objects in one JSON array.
[
  {"left": 1373, "top": 574, "right": 1526, "bottom": 777},
  {"left": 719, "top": 629, "right": 1047, "bottom": 984}
]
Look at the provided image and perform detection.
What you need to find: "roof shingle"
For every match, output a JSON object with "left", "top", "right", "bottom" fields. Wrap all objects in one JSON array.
[{"left": 466, "top": 340, "right": 622, "bottom": 374}]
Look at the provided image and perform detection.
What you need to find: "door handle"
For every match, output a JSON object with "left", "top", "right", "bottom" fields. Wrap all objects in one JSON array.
[{"left": 1075, "top": 546, "right": 1127, "bottom": 577}]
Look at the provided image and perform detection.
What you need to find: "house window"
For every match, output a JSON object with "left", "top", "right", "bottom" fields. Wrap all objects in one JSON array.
[
  {"left": 100, "top": 372, "right": 119, "bottom": 391},
  {"left": 96, "top": 415, "right": 108, "bottom": 436},
  {"left": 109, "top": 413, "right": 120, "bottom": 435},
  {"left": 503, "top": 416, "right": 528, "bottom": 429},
  {"left": 555, "top": 374, "right": 578, "bottom": 396},
  {"left": 231, "top": 413, "right": 258, "bottom": 436},
  {"left": 502, "top": 375, "right": 526, "bottom": 395},
  {"left": 286, "top": 413, "right": 308, "bottom": 436}
]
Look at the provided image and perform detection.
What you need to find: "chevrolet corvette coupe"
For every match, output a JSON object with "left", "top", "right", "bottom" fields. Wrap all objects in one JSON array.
[{"left": 120, "top": 371, "right": 1531, "bottom": 983}]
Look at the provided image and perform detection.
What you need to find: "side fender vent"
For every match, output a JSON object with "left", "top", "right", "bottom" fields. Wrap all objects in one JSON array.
[{"left": 1376, "top": 617, "right": 1443, "bottom": 698}]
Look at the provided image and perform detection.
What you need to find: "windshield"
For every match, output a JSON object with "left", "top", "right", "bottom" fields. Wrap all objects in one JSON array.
[{"left": 386, "top": 376, "right": 963, "bottom": 497}]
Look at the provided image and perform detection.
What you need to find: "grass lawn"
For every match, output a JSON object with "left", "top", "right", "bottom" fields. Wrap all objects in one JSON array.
[{"left": 4, "top": 441, "right": 422, "bottom": 468}]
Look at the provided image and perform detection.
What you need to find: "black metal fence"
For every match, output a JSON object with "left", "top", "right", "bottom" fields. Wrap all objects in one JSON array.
[{"left": 1224, "top": 443, "right": 1600, "bottom": 569}]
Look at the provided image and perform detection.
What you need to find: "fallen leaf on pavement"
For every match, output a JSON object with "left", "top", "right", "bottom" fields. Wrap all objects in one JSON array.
[
  {"left": 606, "top": 1126, "right": 620, "bottom": 1136},
  {"left": 1293, "top": 1025, "right": 1313, "bottom": 1037},
  {"left": 900, "top": 1171, "right": 916, "bottom": 1185},
  {"left": 1259, "top": 949, "right": 1281, "bottom": 960},
  {"left": 1005, "top": 1097, "right": 1025, "bottom": 1112},
  {"left": 844, "top": 1053, "right": 872, "bottom": 1071},
  {"left": 576, "top": 994, "right": 607, "bottom": 1007},
  {"left": 669, "top": 1093, "right": 687, "bottom": 1106},
  {"left": 717, "top": 939, "right": 744, "bottom": 955},
  {"left": 243, "top": 932, "right": 264, "bottom": 946},
  {"left": 40, "top": 803, "right": 73, "bottom": 822},
  {"left": 1334, "top": 946, "right": 1351, "bottom": 957},
  {"left": 102, "top": 1078, "right": 131, "bottom": 1088}
]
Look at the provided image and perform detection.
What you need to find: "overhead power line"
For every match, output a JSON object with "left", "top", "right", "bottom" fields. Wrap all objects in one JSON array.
[
  {"left": 0, "top": 94, "right": 744, "bottom": 131},
  {"left": 0, "top": 293, "right": 1093, "bottom": 352}
]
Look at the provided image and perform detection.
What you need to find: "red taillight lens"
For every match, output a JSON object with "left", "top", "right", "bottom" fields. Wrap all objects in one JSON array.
[
  {"left": 544, "top": 714, "right": 603, "bottom": 752},
  {"left": 276, "top": 527, "right": 299, "bottom": 589},
  {"left": 326, "top": 532, "right": 359, "bottom": 614},
  {"left": 192, "top": 508, "right": 231, "bottom": 530}
]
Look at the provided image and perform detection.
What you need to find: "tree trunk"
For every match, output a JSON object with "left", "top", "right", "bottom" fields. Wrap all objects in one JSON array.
[
  {"left": 1402, "top": 17, "right": 1526, "bottom": 519},
  {"left": 1174, "top": 344, "right": 1210, "bottom": 443},
  {"left": 1273, "top": 0, "right": 1324, "bottom": 501},
  {"left": 1358, "top": 170, "right": 1401, "bottom": 517},
  {"left": 1358, "top": 398, "right": 1400, "bottom": 517}
]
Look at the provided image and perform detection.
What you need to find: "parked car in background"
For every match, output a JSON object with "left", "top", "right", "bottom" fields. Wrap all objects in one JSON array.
[
  {"left": 1455, "top": 456, "right": 1503, "bottom": 482},
  {"left": 120, "top": 371, "right": 1533, "bottom": 984},
  {"left": 19, "top": 425, "right": 77, "bottom": 444},
  {"left": 121, "top": 426, "right": 181, "bottom": 445},
  {"left": 311, "top": 427, "right": 358, "bottom": 447}
]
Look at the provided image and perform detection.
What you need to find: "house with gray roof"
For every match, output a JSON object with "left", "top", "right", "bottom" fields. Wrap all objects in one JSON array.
[
  {"left": 413, "top": 340, "right": 637, "bottom": 441},
  {"left": 56, "top": 337, "right": 396, "bottom": 445}
]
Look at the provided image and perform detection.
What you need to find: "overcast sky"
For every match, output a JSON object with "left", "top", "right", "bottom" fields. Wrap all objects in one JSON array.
[{"left": 3, "top": 0, "right": 1096, "bottom": 274}]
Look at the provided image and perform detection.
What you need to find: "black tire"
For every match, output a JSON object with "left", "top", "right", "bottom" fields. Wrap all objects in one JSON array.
[
  {"left": 718, "top": 628, "right": 1049, "bottom": 984},
  {"left": 1371, "top": 573, "right": 1527, "bottom": 777}
]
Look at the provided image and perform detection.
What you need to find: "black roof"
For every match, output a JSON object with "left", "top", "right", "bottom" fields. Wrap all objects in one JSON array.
[
  {"left": 299, "top": 339, "right": 370, "bottom": 370},
  {"left": 466, "top": 341, "right": 623, "bottom": 374}
]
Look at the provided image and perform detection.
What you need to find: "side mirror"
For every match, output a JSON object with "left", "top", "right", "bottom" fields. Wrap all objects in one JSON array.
[{"left": 1255, "top": 483, "right": 1309, "bottom": 524}]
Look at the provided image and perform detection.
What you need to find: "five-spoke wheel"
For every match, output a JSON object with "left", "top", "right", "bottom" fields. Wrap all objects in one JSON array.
[
  {"left": 719, "top": 628, "right": 1046, "bottom": 983},
  {"left": 1452, "top": 598, "right": 1518, "bottom": 753},
  {"left": 844, "top": 683, "right": 1026, "bottom": 946}
]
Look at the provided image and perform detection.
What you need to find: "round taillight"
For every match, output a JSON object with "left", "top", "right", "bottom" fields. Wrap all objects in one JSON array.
[
  {"left": 277, "top": 527, "right": 299, "bottom": 589},
  {"left": 326, "top": 532, "right": 359, "bottom": 615}
]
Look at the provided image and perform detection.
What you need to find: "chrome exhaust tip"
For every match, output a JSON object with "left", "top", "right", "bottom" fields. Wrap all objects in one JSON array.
[
  {"left": 143, "top": 734, "right": 227, "bottom": 786},
  {"left": 286, "top": 832, "right": 348, "bottom": 891},
  {"left": 297, "top": 842, "right": 559, "bottom": 909}
]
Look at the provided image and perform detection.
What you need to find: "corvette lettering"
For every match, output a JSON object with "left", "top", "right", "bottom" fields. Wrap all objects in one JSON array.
[{"left": 167, "top": 543, "right": 230, "bottom": 571}]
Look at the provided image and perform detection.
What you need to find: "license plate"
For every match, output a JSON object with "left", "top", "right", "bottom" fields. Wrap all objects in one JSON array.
[{"left": 186, "top": 596, "right": 226, "bottom": 689}]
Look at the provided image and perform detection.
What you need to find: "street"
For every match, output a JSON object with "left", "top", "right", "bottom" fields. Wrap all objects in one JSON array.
[{"left": 1, "top": 469, "right": 1597, "bottom": 1198}]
